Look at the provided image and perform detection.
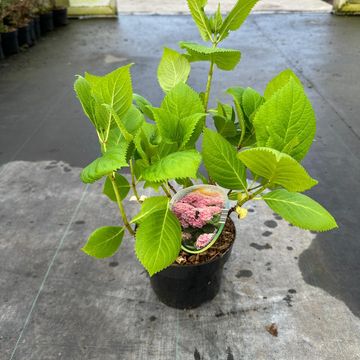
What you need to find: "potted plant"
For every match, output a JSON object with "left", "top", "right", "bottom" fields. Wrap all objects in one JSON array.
[
  {"left": 51, "top": 0, "right": 68, "bottom": 27},
  {"left": 0, "top": 0, "right": 20, "bottom": 56},
  {"left": 8, "top": 0, "right": 34, "bottom": 47},
  {"left": 73, "top": 0, "right": 337, "bottom": 309},
  {"left": 36, "top": 0, "right": 54, "bottom": 34}
]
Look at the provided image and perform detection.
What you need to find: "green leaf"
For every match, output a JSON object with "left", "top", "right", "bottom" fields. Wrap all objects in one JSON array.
[
  {"left": 122, "top": 104, "right": 145, "bottom": 135},
  {"left": 102, "top": 104, "right": 133, "bottom": 142},
  {"left": 262, "top": 189, "right": 337, "bottom": 231},
  {"left": 218, "top": 0, "right": 258, "bottom": 42},
  {"left": 81, "top": 144, "right": 129, "bottom": 184},
  {"left": 142, "top": 150, "right": 202, "bottom": 182},
  {"left": 242, "top": 87, "right": 265, "bottom": 118},
  {"left": 134, "top": 123, "right": 160, "bottom": 163},
  {"left": 161, "top": 82, "right": 204, "bottom": 119},
  {"left": 264, "top": 69, "right": 302, "bottom": 99},
  {"left": 74, "top": 76, "right": 96, "bottom": 128},
  {"left": 131, "top": 196, "right": 170, "bottom": 224},
  {"left": 253, "top": 78, "right": 316, "bottom": 161},
  {"left": 152, "top": 108, "right": 204, "bottom": 148},
  {"left": 91, "top": 64, "right": 133, "bottom": 121},
  {"left": 186, "top": 0, "right": 212, "bottom": 42},
  {"left": 202, "top": 128, "right": 247, "bottom": 190},
  {"left": 157, "top": 48, "right": 191, "bottom": 93},
  {"left": 135, "top": 208, "right": 182, "bottom": 276},
  {"left": 238, "top": 147, "right": 318, "bottom": 192},
  {"left": 226, "top": 86, "right": 246, "bottom": 106},
  {"left": 82, "top": 226, "right": 124, "bottom": 258},
  {"left": 133, "top": 93, "right": 155, "bottom": 120},
  {"left": 180, "top": 42, "right": 241, "bottom": 71},
  {"left": 103, "top": 173, "right": 130, "bottom": 202}
]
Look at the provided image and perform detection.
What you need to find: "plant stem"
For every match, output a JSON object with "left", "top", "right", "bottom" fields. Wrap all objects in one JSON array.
[
  {"left": 110, "top": 173, "right": 135, "bottom": 236},
  {"left": 167, "top": 181, "right": 177, "bottom": 194},
  {"left": 161, "top": 184, "right": 172, "bottom": 198},
  {"left": 203, "top": 59, "right": 214, "bottom": 112},
  {"left": 129, "top": 160, "right": 141, "bottom": 203}
]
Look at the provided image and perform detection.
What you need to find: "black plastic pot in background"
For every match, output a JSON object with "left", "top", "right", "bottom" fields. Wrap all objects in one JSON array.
[
  {"left": 29, "top": 19, "right": 37, "bottom": 44},
  {"left": 53, "top": 8, "right": 68, "bottom": 27},
  {"left": 150, "top": 225, "right": 235, "bottom": 309},
  {"left": 33, "top": 16, "right": 41, "bottom": 39},
  {"left": 40, "top": 12, "right": 54, "bottom": 35},
  {"left": 18, "top": 24, "right": 33, "bottom": 47},
  {"left": 0, "top": 39, "right": 4, "bottom": 60},
  {"left": 1, "top": 30, "right": 20, "bottom": 57}
]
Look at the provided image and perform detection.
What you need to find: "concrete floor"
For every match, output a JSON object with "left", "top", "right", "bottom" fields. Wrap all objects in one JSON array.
[
  {"left": 0, "top": 14, "right": 360, "bottom": 359},
  {"left": 117, "top": 0, "right": 332, "bottom": 14}
]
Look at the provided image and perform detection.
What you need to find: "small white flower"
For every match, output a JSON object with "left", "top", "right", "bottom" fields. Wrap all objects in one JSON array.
[{"left": 140, "top": 195, "right": 148, "bottom": 202}]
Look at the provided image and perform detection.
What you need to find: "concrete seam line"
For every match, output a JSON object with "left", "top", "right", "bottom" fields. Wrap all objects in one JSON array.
[{"left": 9, "top": 185, "right": 89, "bottom": 360}]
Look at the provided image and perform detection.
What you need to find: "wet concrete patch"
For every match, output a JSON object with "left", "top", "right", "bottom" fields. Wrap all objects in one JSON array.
[{"left": 250, "top": 242, "right": 272, "bottom": 250}]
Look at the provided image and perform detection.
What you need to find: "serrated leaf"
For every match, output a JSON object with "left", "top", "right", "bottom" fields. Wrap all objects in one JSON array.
[
  {"left": 152, "top": 108, "right": 204, "bottom": 148},
  {"left": 218, "top": 0, "right": 258, "bottom": 42},
  {"left": 187, "top": 0, "right": 212, "bottom": 41},
  {"left": 180, "top": 42, "right": 241, "bottom": 71},
  {"left": 81, "top": 144, "right": 129, "bottom": 184},
  {"left": 91, "top": 64, "right": 133, "bottom": 121},
  {"left": 238, "top": 147, "right": 318, "bottom": 192},
  {"left": 134, "top": 122, "right": 160, "bottom": 163},
  {"left": 103, "top": 173, "right": 130, "bottom": 202},
  {"left": 102, "top": 104, "right": 133, "bottom": 142},
  {"left": 122, "top": 104, "right": 145, "bottom": 134},
  {"left": 135, "top": 208, "right": 182, "bottom": 276},
  {"left": 202, "top": 128, "right": 247, "bottom": 190},
  {"left": 254, "top": 78, "right": 316, "bottom": 161},
  {"left": 133, "top": 93, "right": 155, "bottom": 120},
  {"left": 226, "top": 86, "right": 246, "bottom": 106},
  {"left": 82, "top": 226, "right": 124, "bottom": 258},
  {"left": 142, "top": 150, "right": 202, "bottom": 182},
  {"left": 157, "top": 48, "right": 191, "bottom": 93},
  {"left": 74, "top": 76, "right": 96, "bottom": 128},
  {"left": 242, "top": 87, "right": 265, "bottom": 118},
  {"left": 262, "top": 189, "right": 337, "bottom": 231},
  {"left": 264, "top": 69, "right": 302, "bottom": 99},
  {"left": 131, "top": 196, "right": 169, "bottom": 224},
  {"left": 161, "top": 82, "right": 204, "bottom": 119}
]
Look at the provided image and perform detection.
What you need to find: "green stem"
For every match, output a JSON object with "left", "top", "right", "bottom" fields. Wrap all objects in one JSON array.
[
  {"left": 167, "top": 181, "right": 177, "bottom": 194},
  {"left": 129, "top": 160, "right": 141, "bottom": 203},
  {"left": 161, "top": 184, "right": 172, "bottom": 198},
  {"left": 203, "top": 59, "right": 214, "bottom": 112},
  {"left": 110, "top": 173, "right": 135, "bottom": 236}
]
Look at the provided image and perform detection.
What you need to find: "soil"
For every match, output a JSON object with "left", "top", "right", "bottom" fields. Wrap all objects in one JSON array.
[{"left": 175, "top": 217, "right": 236, "bottom": 266}]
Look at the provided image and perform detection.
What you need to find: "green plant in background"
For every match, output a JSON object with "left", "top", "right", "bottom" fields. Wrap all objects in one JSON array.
[
  {"left": 0, "top": 0, "right": 14, "bottom": 32},
  {"left": 74, "top": 0, "right": 337, "bottom": 276}
]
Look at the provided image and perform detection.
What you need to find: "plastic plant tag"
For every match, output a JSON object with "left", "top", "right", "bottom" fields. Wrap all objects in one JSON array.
[{"left": 170, "top": 185, "right": 230, "bottom": 254}]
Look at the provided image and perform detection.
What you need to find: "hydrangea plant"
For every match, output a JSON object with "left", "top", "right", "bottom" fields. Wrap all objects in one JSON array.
[{"left": 74, "top": 0, "right": 337, "bottom": 276}]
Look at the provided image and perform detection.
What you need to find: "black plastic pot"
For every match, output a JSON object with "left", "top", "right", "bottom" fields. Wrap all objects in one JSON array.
[
  {"left": 17, "top": 24, "right": 32, "bottom": 47},
  {"left": 53, "top": 8, "right": 68, "bottom": 27},
  {"left": 150, "top": 223, "right": 235, "bottom": 309},
  {"left": 0, "top": 39, "right": 4, "bottom": 60},
  {"left": 1, "top": 30, "right": 20, "bottom": 57},
  {"left": 40, "top": 12, "right": 54, "bottom": 34},
  {"left": 33, "top": 16, "right": 41, "bottom": 40},
  {"left": 29, "top": 19, "right": 37, "bottom": 44}
]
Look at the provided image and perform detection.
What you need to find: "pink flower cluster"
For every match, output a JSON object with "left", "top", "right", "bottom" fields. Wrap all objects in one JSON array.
[
  {"left": 172, "top": 189, "right": 224, "bottom": 229},
  {"left": 195, "top": 233, "right": 214, "bottom": 249}
]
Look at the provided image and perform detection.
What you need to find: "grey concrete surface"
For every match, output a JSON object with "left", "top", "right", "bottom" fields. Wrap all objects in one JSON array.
[
  {"left": 117, "top": 0, "right": 332, "bottom": 14},
  {"left": 1, "top": 14, "right": 360, "bottom": 359}
]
